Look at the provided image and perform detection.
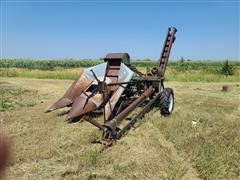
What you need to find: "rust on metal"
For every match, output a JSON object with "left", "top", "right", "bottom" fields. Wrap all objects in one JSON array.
[
  {"left": 148, "top": 27, "right": 177, "bottom": 77},
  {"left": 46, "top": 27, "right": 177, "bottom": 149},
  {"left": 66, "top": 96, "right": 97, "bottom": 120},
  {"left": 103, "top": 86, "right": 155, "bottom": 131},
  {"left": 46, "top": 71, "right": 92, "bottom": 112}
]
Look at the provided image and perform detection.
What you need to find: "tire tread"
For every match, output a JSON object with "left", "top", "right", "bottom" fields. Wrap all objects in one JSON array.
[{"left": 159, "top": 88, "right": 174, "bottom": 116}]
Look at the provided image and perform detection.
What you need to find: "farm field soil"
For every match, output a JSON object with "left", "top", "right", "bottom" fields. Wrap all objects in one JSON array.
[{"left": 0, "top": 77, "right": 239, "bottom": 179}]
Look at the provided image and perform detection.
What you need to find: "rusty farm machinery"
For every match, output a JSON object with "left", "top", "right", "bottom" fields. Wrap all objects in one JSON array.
[{"left": 46, "top": 27, "right": 177, "bottom": 148}]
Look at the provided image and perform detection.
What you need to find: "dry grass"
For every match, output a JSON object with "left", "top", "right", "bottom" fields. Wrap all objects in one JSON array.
[
  {"left": 0, "top": 68, "right": 83, "bottom": 80},
  {"left": 1, "top": 67, "right": 240, "bottom": 82},
  {"left": 0, "top": 78, "right": 239, "bottom": 179}
]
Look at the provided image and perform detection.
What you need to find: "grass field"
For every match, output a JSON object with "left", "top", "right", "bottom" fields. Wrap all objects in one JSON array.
[
  {"left": 1, "top": 59, "right": 239, "bottom": 70},
  {"left": 1, "top": 59, "right": 240, "bottom": 82},
  {"left": 1, "top": 67, "right": 239, "bottom": 82},
  {"left": 0, "top": 77, "right": 239, "bottom": 179}
]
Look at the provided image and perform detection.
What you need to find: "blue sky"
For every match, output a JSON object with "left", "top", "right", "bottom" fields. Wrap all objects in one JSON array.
[{"left": 1, "top": 0, "right": 239, "bottom": 60}]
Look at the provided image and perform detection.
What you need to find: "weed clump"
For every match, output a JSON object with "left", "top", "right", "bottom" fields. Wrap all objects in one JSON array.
[{"left": 219, "top": 60, "right": 235, "bottom": 76}]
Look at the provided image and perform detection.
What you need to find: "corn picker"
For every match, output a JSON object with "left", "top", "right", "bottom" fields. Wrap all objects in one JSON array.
[{"left": 46, "top": 27, "right": 177, "bottom": 148}]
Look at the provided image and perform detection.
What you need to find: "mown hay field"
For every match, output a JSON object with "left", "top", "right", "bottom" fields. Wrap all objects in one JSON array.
[{"left": 0, "top": 77, "right": 239, "bottom": 179}]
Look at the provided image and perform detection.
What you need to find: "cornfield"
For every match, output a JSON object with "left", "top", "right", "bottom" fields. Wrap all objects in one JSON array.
[{"left": 0, "top": 58, "right": 239, "bottom": 71}]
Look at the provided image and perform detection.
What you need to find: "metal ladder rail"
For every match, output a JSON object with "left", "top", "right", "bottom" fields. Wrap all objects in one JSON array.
[{"left": 158, "top": 27, "right": 177, "bottom": 74}]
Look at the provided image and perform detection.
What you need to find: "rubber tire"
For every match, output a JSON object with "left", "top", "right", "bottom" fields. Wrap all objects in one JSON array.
[{"left": 159, "top": 88, "right": 174, "bottom": 116}]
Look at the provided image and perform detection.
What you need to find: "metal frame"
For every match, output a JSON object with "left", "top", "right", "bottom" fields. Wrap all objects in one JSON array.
[{"left": 46, "top": 27, "right": 177, "bottom": 149}]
